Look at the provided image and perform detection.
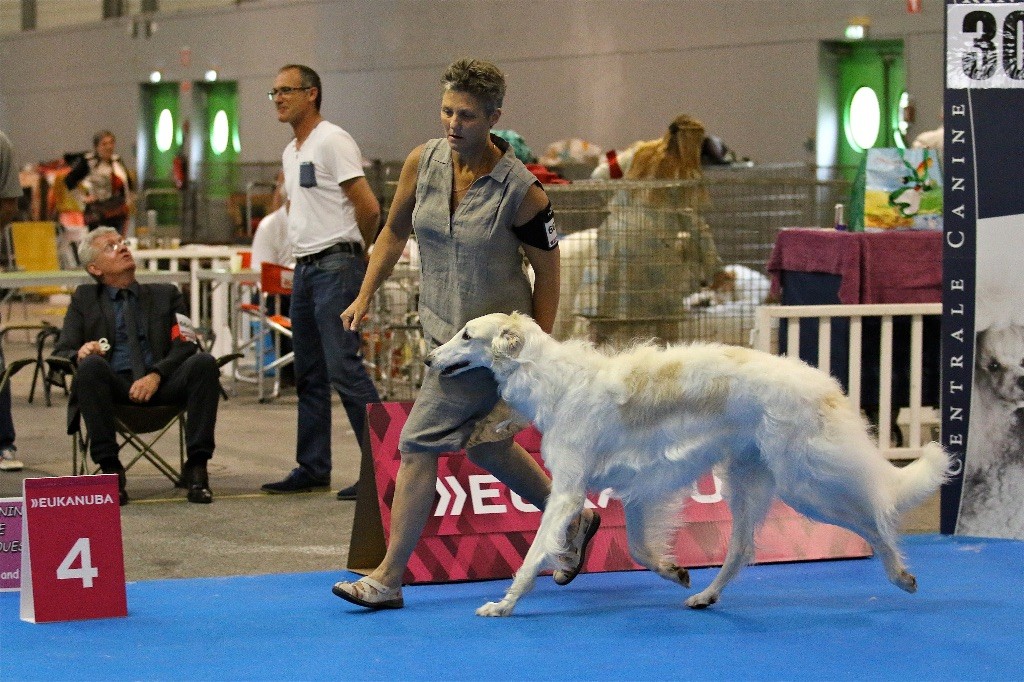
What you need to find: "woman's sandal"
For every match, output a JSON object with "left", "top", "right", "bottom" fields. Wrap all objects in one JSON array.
[{"left": 332, "top": 576, "right": 405, "bottom": 610}]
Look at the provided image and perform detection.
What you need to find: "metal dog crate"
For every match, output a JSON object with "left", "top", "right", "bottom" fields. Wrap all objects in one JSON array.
[
  {"left": 361, "top": 261, "right": 425, "bottom": 401},
  {"left": 549, "top": 167, "right": 850, "bottom": 346}
]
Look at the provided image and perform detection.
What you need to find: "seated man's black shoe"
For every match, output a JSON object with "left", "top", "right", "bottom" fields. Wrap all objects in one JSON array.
[
  {"left": 99, "top": 458, "right": 128, "bottom": 506},
  {"left": 261, "top": 469, "right": 330, "bottom": 494},
  {"left": 183, "top": 460, "right": 213, "bottom": 504},
  {"left": 336, "top": 482, "right": 359, "bottom": 501}
]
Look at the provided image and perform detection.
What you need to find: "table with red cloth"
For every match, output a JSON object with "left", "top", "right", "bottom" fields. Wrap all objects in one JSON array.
[
  {"left": 768, "top": 228, "right": 942, "bottom": 304},
  {"left": 766, "top": 228, "right": 942, "bottom": 428}
]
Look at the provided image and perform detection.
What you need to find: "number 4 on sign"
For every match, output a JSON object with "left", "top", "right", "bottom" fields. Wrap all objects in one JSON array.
[{"left": 57, "top": 538, "right": 99, "bottom": 588}]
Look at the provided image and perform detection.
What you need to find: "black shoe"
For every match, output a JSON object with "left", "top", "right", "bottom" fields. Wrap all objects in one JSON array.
[
  {"left": 261, "top": 470, "right": 330, "bottom": 494},
  {"left": 99, "top": 459, "right": 128, "bottom": 506},
  {"left": 183, "top": 460, "right": 213, "bottom": 504},
  {"left": 336, "top": 482, "right": 359, "bottom": 501}
]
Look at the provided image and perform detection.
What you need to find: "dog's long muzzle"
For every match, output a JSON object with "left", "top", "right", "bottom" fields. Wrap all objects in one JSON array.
[{"left": 424, "top": 350, "right": 472, "bottom": 377}]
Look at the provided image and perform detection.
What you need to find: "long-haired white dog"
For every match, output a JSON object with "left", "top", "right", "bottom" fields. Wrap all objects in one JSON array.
[{"left": 426, "top": 313, "right": 951, "bottom": 617}]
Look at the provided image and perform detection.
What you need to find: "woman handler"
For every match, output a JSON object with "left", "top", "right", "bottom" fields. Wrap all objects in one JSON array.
[{"left": 334, "top": 58, "right": 600, "bottom": 609}]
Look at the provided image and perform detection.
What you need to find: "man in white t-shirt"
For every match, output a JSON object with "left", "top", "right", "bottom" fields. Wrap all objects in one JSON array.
[
  {"left": 262, "top": 65, "right": 382, "bottom": 500},
  {"left": 251, "top": 205, "right": 293, "bottom": 271},
  {"left": 251, "top": 172, "right": 294, "bottom": 272}
]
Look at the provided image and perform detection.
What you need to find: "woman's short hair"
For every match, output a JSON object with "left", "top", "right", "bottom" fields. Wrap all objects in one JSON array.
[
  {"left": 79, "top": 226, "right": 121, "bottom": 267},
  {"left": 441, "top": 58, "right": 505, "bottom": 115}
]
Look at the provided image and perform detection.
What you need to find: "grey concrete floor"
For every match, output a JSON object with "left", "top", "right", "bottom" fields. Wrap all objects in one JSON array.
[{"left": 0, "top": 300, "right": 941, "bottom": 584}]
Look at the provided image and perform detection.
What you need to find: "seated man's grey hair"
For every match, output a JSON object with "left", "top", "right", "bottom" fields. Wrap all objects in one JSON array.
[{"left": 77, "top": 226, "right": 121, "bottom": 268}]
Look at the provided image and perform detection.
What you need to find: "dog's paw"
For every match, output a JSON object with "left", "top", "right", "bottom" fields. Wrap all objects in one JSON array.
[
  {"left": 893, "top": 570, "right": 918, "bottom": 594},
  {"left": 476, "top": 599, "right": 515, "bottom": 617},
  {"left": 685, "top": 591, "right": 719, "bottom": 609},
  {"left": 658, "top": 563, "right": 691, "bottom": 589}
]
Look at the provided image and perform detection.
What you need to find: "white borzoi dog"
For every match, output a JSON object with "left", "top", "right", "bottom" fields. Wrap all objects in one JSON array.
[{"left": 426, "top": 313, "right": 952, "bottom": 617}]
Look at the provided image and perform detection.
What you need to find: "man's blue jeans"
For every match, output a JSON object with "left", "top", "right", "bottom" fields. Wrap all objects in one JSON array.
[{"left": 291, "top": 252, "right": 380, "bottom": 481}]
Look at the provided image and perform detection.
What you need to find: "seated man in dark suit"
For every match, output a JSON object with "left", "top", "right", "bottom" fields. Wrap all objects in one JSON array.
[{"left": 54, "top": 227, "right": 220, "bottom": 505}]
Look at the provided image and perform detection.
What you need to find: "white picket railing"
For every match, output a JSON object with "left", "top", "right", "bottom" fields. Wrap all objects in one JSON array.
[{"left": 752, "top": 303, "right": 943, "bottom": 460}]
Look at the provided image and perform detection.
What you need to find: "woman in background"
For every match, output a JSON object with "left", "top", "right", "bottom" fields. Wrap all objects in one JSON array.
[{"left": 66, "top": 130, "right": 135, "bottom": 234}]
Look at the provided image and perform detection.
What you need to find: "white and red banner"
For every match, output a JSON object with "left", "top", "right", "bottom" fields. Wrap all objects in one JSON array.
[
  {"left": 349, "top": 402, "right": 870, "bottom": 585},
  {"left": 20, "top": 475, "right": 127, "bottom": 623},
  {"left": 943, "top": 1, "right": 1024, "bottom": 540}
]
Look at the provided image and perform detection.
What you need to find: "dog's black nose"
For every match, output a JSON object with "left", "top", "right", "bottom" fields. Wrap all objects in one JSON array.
[{"left": 423, "top": 353, "right": 433, "bottom": 368}]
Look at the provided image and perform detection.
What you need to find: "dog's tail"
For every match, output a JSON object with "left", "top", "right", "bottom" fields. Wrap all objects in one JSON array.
[{"left": 892, "top": 442, "right": 955, "bottom": 514}]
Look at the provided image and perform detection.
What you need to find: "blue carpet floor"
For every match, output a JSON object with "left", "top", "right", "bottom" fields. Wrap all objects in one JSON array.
[{"left": 2, "top": 534, "right": 1022, "bottom": 681}]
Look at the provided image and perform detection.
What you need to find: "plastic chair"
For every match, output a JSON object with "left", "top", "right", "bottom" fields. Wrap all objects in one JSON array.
[
  {"left": 238, "top": 262, "right": 293, "bottom": 403},
  {"left": 29, "top": 323, "right": 68, "bottom": 406},
  {"left": 3, "top": 221, "right": 65, "bottom": 323},
  {"left": 6, "top": 221, "right": 62, "bottom": 271},
  {"left": 0, "top": 358, "right": 37, "bottom": 394}
]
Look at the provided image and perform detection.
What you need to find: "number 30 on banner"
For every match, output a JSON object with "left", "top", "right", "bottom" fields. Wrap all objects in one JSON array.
[
  {"left": 57, "top": 538, "right": 99, "bottom": 588},
  {"left": 948, "top": 4, "right": 1024, "bottom": 89}
]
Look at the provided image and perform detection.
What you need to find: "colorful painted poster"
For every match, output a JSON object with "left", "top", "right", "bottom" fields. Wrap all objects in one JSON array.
[{"left": 862, "top": 148, "right": 943, "bottom": 231}]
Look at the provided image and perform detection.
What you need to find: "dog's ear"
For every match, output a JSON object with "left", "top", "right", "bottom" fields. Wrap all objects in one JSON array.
[{"left": 492, "top": 324, "right": 525, "bottom": 359}]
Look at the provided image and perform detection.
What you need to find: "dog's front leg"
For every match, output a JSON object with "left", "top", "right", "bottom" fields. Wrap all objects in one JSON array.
[{"left": 476, "top": 491, "right": 582, "bottom": 617}]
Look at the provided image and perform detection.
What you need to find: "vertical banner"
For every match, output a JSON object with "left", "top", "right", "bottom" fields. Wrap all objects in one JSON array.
[
  {"left": 944, "top": 1, "right": 1024, "bottom": 539},
  {"left": 0, "top": 497, "right": 23, "bottom": 591}
]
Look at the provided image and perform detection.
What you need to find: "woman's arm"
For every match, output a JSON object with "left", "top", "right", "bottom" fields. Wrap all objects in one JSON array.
[
  {"left": 515, "top": 183, "right": 560, "bottom": 334},
  {"left": 523, "top": 243, "right": 560, "bottom": 334}
]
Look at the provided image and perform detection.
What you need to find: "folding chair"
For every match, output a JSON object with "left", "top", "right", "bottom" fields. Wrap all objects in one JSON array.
[
  {"left": 51, "top": 354, "right": 239, "bottom": 487},
  {"left": 78, "top": 403, "right": 187, "bottom": 485},
  {"left": 238, "top": 262, "right": 293, "bottom": 403}
]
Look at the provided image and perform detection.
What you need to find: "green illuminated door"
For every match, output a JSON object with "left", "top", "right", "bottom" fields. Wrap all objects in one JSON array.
[
  {"left": 196, "top": 81, "right": 239, "bottom": 198},
  {"left": 139, "top": 82, "right": 181, "bottom": 224},
  {"left": 819, "top": 40, "right": 905, "bottom": 177}
]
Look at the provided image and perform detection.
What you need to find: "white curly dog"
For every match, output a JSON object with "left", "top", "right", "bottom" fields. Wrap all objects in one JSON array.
[{"left": 426, "top": 312, "right": 952, "bottom": 617}]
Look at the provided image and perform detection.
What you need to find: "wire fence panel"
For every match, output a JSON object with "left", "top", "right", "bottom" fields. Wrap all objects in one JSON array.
[
  {"left": 361, "top": 261, "right": 424, "bottom": 401},
  {"left": 549, "top": 168, "right": 849, "bottom": 346}
]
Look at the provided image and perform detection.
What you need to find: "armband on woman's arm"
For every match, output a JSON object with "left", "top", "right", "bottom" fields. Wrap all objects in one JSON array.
[{"left": 511, "top": 202, "right": 557, "bottom": 251}]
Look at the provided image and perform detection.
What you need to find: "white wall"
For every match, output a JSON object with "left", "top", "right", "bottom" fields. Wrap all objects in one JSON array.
[{"left": 0, "top": 0, "right": 944, "bottom": 170}]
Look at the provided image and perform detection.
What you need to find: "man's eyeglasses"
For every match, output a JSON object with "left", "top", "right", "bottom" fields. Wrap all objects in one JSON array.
[
  {"left": 267, "top": 86, "right": 311, "bottom": 100},
  {"left": 99, "top": 240, "right": 128, "bottom": 253}
]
